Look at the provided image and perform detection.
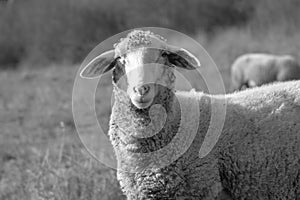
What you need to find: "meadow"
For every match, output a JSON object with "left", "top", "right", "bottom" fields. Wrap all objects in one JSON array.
[
  {"left": 0, "top": 66, "right": 125, "bottom": 199},
  {"left": 1, "top": 0, "right": 300, "bottom": 199}
]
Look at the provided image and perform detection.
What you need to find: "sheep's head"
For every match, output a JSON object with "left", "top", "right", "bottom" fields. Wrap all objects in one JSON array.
[{"left": 80, "top": 30, "right": 200, "bottom": 109}]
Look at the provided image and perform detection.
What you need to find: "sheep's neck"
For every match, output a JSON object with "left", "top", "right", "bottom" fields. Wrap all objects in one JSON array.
[
  {"left": 111, "top": 87, "right": 215, "bottom": 199},
  {"left": 113, "top": 86, "right": 179, "bottom": 141},
  {"left": 110, "top": 85, "right": 181, "bottom": 167}
]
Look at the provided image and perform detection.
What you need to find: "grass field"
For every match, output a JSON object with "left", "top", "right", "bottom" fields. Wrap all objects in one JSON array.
[
  {"left": 1, "top": 26, "right": 300, "bottom": 199},
  {"left": 0, "top": 66, "right": 125, "bottom": 200}
]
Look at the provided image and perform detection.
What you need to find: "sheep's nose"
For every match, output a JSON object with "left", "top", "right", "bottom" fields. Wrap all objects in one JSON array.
[{"left": 133, "top": 84, "right": 150, "bottom": 96}]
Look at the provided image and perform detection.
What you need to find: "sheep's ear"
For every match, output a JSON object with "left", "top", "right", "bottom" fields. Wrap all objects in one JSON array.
[
  {"left": 80, "top": 50, "right": 116, "bottom": 79},
  {"left": 166, "top": 48, "right": 201, "bottom": 70}
]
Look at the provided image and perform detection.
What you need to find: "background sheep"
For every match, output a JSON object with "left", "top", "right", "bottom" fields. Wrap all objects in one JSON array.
[
  {"left": 81, "top": 30, "right": 300, "bottom": 199},
  {"left": 230, "top": 53, "right": 300, "bottom": 91}
]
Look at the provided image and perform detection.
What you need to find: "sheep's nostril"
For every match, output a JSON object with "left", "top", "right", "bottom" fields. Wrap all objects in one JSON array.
[{"left": 134, "top": 85, "right": 150, "bottom": 96}]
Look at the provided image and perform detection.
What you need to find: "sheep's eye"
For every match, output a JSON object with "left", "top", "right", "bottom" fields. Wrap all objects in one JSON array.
[
  {"left": 161, "top": 51, "right": 168, "bottom": 57},
  {"left": 118, "top": 57, "right": 126, "bottom": 66}
]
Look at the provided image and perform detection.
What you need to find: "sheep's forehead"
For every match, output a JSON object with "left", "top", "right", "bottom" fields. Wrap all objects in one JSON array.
[
  {"left": 121, "top": 49, "right": 165, "bottom": 81},
  {"left": 127, "top": 48, "right": 162, "bottom": 63},
  {"left": 114, "top": 30, "right": 167, "bottom": 57}
]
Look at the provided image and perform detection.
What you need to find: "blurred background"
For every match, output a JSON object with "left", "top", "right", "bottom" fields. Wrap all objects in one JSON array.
[
  {"left": 0, "top": 0, "right": 300, "bottom": 199},
  {"left": 1, "top": 0, "right": 300, "bottom": 68}
]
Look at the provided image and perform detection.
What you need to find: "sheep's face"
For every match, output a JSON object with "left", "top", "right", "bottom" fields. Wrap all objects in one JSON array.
[
  {"left": 80, "top": 30, "right": 200, "bottom": 109},
  {"left": 115, "top": 48, "right": 175, "bottom": 109}
]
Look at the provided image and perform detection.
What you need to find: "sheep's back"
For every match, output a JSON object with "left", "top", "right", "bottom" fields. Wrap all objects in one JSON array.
[{"left": 219, "top": 80, "right": 300, "bottom": 199}]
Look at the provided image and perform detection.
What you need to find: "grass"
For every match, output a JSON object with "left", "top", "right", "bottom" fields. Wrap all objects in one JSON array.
[{"left": 0, "top": 66, "right": 125, "bottom": 200}]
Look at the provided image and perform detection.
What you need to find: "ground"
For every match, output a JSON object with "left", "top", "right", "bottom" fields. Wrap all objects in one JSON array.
[{"left": 0, "top": 66, "right": 124, "bottom": 200}]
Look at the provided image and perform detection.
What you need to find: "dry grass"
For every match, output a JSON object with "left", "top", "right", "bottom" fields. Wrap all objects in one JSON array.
[{"left": 0, "top": 66, "right": 125, "bottom": 200}]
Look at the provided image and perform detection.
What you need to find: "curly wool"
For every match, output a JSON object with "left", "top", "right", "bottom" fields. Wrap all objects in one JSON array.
[
  {"left": 109, "top": 84, "right": 222, "bottom": 199},
  {"left": 108, "top": 79, "right": 300, "bottom": 199},
  {"left": 219, "top": 80, "right": 300, "bottom": 199},
  {"left": 114, "top": 30, "right": 167, "bottom": 57}
]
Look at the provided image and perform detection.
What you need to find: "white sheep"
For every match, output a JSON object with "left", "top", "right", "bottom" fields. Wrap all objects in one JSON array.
[
  {"left": 80, "top": 30, "right": 300, "bottom": 199},
  {"left": 230, "top": 53, "right": 300, "bottom": 91}
]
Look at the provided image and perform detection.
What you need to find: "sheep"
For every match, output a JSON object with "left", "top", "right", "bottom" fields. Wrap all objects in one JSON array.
[
  {"left": 80, "top": 30, "right": 300, "bottom": 199},
  {"left": 230, "top": 53, "right": 300, "bottom": 91}
]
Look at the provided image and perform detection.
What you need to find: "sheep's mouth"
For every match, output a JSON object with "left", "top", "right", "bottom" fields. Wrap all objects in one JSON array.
[
  {"left": 134, "top": 101, "right": 152, "bottom": 109},
  {"left": 132, "top": 99, "right": 153, "bottom": 109}
]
